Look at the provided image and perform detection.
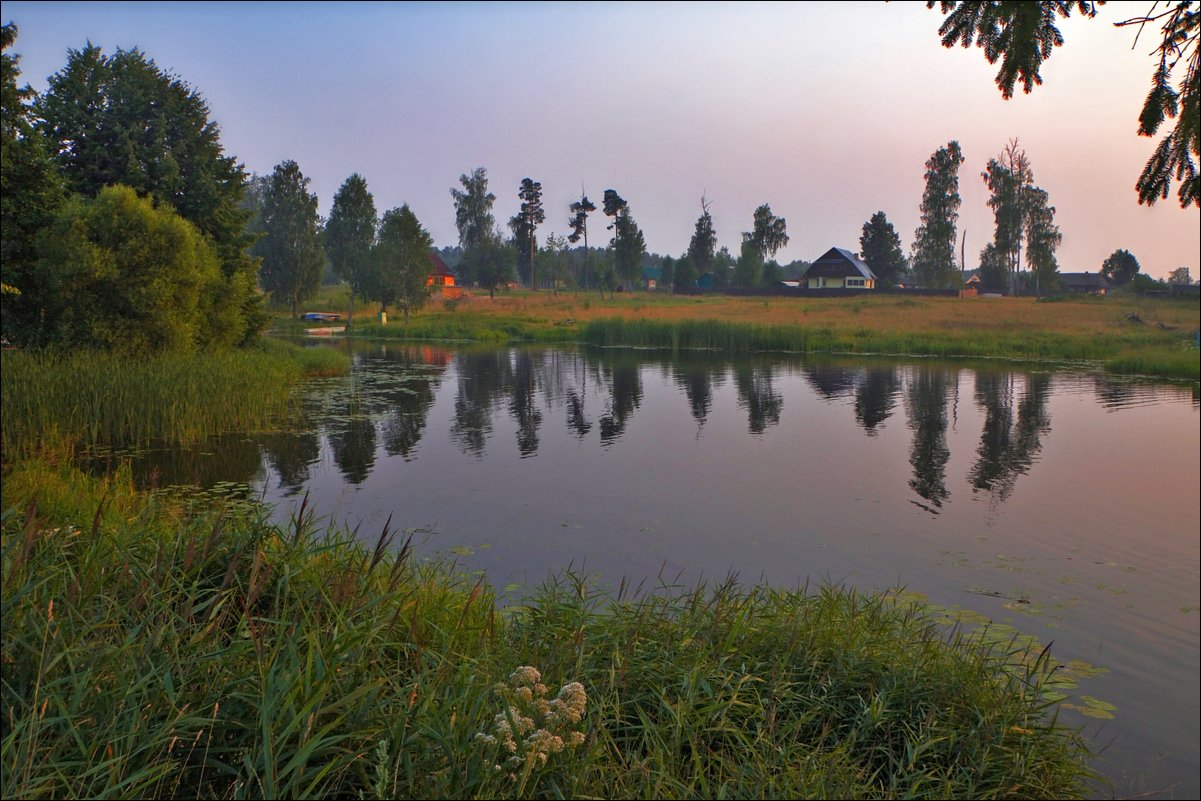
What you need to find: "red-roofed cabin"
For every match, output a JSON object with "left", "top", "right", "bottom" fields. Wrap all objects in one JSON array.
[{"left": 427, "top": 253, "right": 463, "bottom": 299}]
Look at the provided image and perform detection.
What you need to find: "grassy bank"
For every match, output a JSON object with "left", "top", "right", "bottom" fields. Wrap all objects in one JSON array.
[
  {"left": 1, "top": 459, "right": 1094, "bottom": 800},
  {"left": 303, "top": 290, "right": 1200, "bottom": 379},
  {"left": 0, "top": 339, "right": 348, "bottom": 462}
]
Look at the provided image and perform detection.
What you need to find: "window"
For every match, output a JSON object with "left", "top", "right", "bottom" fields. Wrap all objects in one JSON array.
[{"left": 847, "top": 277, "right": 865, "bottom": 287}]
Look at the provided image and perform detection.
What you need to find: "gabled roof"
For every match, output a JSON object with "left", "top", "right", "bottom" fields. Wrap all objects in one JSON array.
[
  {"left": 428, "top": 252, "right": 455, "bottom": 276},
  {"left": 804, "top": 247, "right": 877, "bottom": 280},
  {"left": 1059, "top": 272, "right": 1110, "bottom": 289}
]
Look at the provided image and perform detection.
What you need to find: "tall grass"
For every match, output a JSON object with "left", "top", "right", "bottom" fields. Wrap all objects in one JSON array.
[
  {"left": 1, "top": 459, "right": 1095, "bottom": 800},
  {"left": 301, "top": 291, "right": 1198, "bottom": 378},
  {"left": 1, "top": 341, "right": 349, "bottom": 461}
]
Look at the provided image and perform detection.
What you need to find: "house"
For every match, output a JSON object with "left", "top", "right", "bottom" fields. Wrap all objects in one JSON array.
[
  {"left": 803, "top": 247, "right": 876, "bottom": 289},
  {"left": 643, "top": 264, "right": 661, "bottom": 290},
  {"left": 696, "top": 272, "right": 715, "bottom": 289},
  {"left": 1059, "top": 272, "right": 1111, "bottom": 295},
  {"left": 427, "top": 253, "right": 464, "bottom": 299}
]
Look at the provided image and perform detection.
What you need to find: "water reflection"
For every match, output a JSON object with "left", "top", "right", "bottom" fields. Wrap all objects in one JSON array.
[
  {"left": 261, "top": 430, "right": 320, "bottom": 496},
  {"left": 734, "top": 361, "right": 783, "bottom": 435},
  {"left": 968, "top": 373, "right": 1052, "bottom": 504},
  {"left": 906, "top": 367, "right": 953, "bottom": 511},
  {"left": 119, "top": 343, "right": 1198, "bottom": 517},
  {"left": 598, "top": 356, "right": 643, "bottom": 445}
]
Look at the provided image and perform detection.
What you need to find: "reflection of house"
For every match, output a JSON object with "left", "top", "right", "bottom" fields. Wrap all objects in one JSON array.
[
  {"left": 427, "top": 253, "right": 463, "bottom": 299},
  {"left": 803, "top": 248, "right": 876, "bottom": 289},
  {"left": 1059, "top": 272, "right": 1110, "bottom": 295}
]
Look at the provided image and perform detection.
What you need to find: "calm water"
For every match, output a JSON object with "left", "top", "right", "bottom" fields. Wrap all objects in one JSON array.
[{"left": 128, "top": 340, "right": 1200, "bottom": 799}]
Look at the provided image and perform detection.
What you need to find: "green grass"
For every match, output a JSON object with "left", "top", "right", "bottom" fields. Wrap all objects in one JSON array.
[
  {"left": 0, "top": 459, "right": 1096, "bottom": 800},
  {"left": 578, "top": 317, "right": 1201, "bottom": 376},
  {"left": 0, "top": 340, "right": 349, "bottom": 461}
]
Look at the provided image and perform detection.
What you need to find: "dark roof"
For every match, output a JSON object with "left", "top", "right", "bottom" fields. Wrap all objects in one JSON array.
[
  {"left": 804, "top": 247, "right": 877, "bottom": 280},
  {"left": 1059, "top": 272, "right": 1110, "bottom": 290},
  {"left": 428, "top": 252, "right": 454, "bottom": 276}
]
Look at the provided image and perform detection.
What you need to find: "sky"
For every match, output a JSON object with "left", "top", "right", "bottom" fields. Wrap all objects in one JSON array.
[{"left": 4, "top": 0, "right": 1199, "bottom": 279}]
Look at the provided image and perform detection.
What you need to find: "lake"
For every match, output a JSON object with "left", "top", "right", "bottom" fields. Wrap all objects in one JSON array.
[{"left": 122, "top": 340, "right": 1200, "bottom": 799}]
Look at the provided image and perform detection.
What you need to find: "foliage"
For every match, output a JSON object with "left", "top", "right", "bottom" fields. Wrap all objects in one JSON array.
[
  {"left": 32, "top": 185, "right": 233, "bottom": 354},
  {"left": 927, "top": 1, "right": 1199, "bottom": 208},
  {"left": 567, "top": 192, "right": 598, "bottom": 290},
  {"left": 451, "top": 167, "right": 497, "bottom": 253},
  {"left": 982, "top": 140, "right": 1062, "bottom": 294},
  {"left": 462, "top": 233, "right": 516, "bottom": 299},
  {"left": 0, "top": 461, "right": 1094, "bottom": 800},
  {"left": 735, "top": 239, "right": 764, "bottom": 288},
  {"left": 613, "top": 214, "right": 646, "bottom": 289},
  {"left": 1, "top": 23, "right": 66, "bottom": 346},
  {"left": 539, "top": 232, "right": 569, "bottom": 293},
  {"left": 325, "top": 173, "right": 378, "bottom": 304},
  {"left": 1167, "top": 266, "right": 1192, "bottom": 285},
  {"left": 911, "top": 141, "right": 966, "bottom": 288},
  {"left": 255, "top": 161, "right": 325, "bottom": 318},
  {"left": 674, "top": 254, "right": 698, "bottom": 290},
  {"left": 512, "top": 178, "right": 545, "bottom": 288},
  {"left": 858, "top": 211, "right": 908, "bottom": 288},
  {"left": 34, "top": 41, "right": 263, "bottom": 342},
  {"left": 1101, "top": 248, "right": 1140, "bottom": 286},
  {"left": 687, "top": 197, "right": 718, "bottom": 279},
  {"left": 742, "top": 203, "right": 790, "bottom": 261},
  {"left": 372, "top": 205, "right": 434, "bottom": 320},
  {"left": 659, "top": 255, "right": 675, "bottom": 290}
]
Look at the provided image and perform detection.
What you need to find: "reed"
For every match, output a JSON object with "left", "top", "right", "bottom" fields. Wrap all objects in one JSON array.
[
  {"left": 0, "top": 341, "right": 349, "bottom": 461},
  {"left": 1, "top": 459, "right": 1096, "bottom": 800}
]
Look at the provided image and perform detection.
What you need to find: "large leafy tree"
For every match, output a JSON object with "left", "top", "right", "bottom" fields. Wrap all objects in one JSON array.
[
  {"left": 568, "top": 192, "right": 597, "bottom": 290},
  {"left": 688, "top": 197, "right": 718, "bottom": 280},
  {"left": 35, "top": 42, "right": 263, "bottom": 341},
  {"left": 35, "top": 185, "right": 224, "bottom": 353},
  {"left": 926, "top": 1, "right": 1199, "bottom": 208},
  {"left": 372, "top": 204, "right": 433, "bottom": 321},
  {"left": 1, "top": 23, "right": 65, "bottom": 345},
  {"left": 743, "top": 203, "right": 790, "bottom": 261},
  {"left": 911, "top": 140, "right": 966, "bottom": 288},
  {"left": 461, "top": 232, "right": 515, "bottom": 299},
  {"left": 613, "top": 211, "right": 647, "bottom": 290},
  {"left": 450, "top": 167, "right": 496, "bottom": 251},
  {"left": 325, "top": 173, "right": 378, "bottom": 321},
  {"left": 450, "top": 167, "right": 497, "bottom": 286},
  {"left": 982, "top": 139, "right": 1061, "bottom": 294},
  {"left": 735, "top": 240, "right": 763, "bottom": 288},
  {"left": 1101, "top": 248, "right": 1140, "bottom": 285},
  {"left": 255, "top": 160, "right": 324, "bottom": 319},
  {"left": 674, "top": 253, "right": 698, "bottom": 290},
  {"left": 859, "top": 211, "right": 908, "bottom": 288},
  {"left": 1023, "top": 186, "right": 1062, "bottom": 293}
]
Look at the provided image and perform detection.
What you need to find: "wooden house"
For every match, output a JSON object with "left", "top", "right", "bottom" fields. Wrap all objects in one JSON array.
[
  {"left": 427, "top": 253, "right": 463, "bottom": 299},
  {"left": 803, "top": 248, "right": 876, "bottom": 289},
  {"left": 1059, "top": 272, "right": 1111, "bottom": 295}
]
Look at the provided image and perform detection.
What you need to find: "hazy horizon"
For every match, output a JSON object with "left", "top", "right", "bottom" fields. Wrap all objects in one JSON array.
[{"left": 4, "top": 0, "right": 1198, "bottom": 279}]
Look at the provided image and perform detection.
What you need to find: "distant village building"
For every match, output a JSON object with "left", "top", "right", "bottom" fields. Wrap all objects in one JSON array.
[
  {"left": 1058, "top": 272, "right": 1111, "bottom": 295},
  {"left": 803, "top": 248, "right": 876, "bottom": 289},
  {"left": 427, "top": 253, "right": 463, "bottom": 299}
]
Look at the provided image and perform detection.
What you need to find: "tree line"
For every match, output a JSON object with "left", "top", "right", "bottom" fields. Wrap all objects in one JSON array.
[{"left": 6, "top": 5, "right": 1193, "bottom": 352}]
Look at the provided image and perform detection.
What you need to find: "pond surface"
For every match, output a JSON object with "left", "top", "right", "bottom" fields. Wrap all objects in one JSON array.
[{"left": 128, "top": 340, "right": 1200, "bottom": 799}]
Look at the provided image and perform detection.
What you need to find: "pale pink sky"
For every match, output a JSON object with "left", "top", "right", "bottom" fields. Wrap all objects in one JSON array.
[{"left": 6, "top": 1, "right": 1199, "bottom": 278}]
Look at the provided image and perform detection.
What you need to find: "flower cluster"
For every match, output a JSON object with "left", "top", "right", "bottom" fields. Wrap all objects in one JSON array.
[{"left": 476, "top": 666, "right": 587, "bottom": 779}]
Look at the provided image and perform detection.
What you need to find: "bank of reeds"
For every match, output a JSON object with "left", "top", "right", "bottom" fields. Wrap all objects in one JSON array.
[
  {"left": 0, "top": 340, "right": 348, "bottom": 461},
  {"left": 1, "top": 459, "right": 1095, "bottom": 800}
]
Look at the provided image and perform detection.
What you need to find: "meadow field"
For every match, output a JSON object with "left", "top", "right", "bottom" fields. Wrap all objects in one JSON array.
[{"left": 298, "top": 288, "right": 1200, "bottom": 379}]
